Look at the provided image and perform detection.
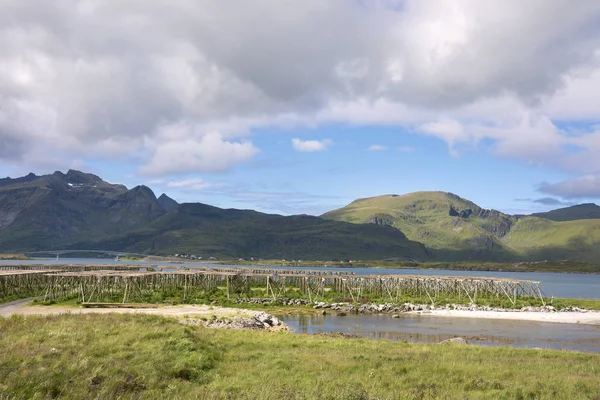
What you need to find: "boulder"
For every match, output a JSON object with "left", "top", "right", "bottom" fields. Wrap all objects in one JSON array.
[{"left": 439, "top": 337, "right": 468, "bottom": 345}]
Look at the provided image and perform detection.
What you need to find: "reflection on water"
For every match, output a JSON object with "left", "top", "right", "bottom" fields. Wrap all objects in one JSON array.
[
  {"left": 284, "top": 313, "right": 600, "bottom": 353},
  {"left": 2, "top": 257, "right": 600, "bottom": 299}
]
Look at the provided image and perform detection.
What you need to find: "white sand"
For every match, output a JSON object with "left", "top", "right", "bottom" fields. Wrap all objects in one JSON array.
[
  {"left": 0, "top": 299, "right": 255, "bottom": 319},
  {"left": 419, "top": 309, "right": 600, "bottom": 325},
  {"left": 3, "top": 299, "right": 600, "bottom": 326}
]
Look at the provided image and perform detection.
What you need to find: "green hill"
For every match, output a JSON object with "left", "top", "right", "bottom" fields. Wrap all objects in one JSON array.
[
  {"left": 322, "top": 192, "right": 600, "bottom": 262},
  {"left": 502, "top": 217, "right": 600, "bottom": 262},
  {"left": 322, "top": 192, "right": 516, "bottom": 261},
  {"left": 531, "top": 203, "right": 600, "bottom": 221}
]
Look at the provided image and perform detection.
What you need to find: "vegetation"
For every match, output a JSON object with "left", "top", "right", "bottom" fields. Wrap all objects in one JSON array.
[
  {"left": 1, "top": 314, "right": 599, "bottom": 399},
  {"left": 322, "top": 192, "right": 600, "bottom": 263}
]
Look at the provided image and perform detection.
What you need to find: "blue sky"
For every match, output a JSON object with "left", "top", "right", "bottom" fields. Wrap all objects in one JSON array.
[
  {"left": 80, "top": 122, "right": 582, "bottom": 216},
  {"left": 1, "top": 1, "right": 600, "bottom": 216}
]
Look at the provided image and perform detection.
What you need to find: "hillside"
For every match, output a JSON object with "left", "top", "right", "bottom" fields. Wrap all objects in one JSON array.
[
  {"left": 322, "top": 192, "right": 600, "bottom": 262},
  {"left": 531, "top": 203, "right": 600, "bottom": 221},
  {"left": 322, "top": 192, "right": 516, "bottom": 261},
  {"left": 0, "top": 170, "right": 165, "bottom": 250},
  {"left": 0, "top": 171, "right": 427, "bottom": 260},
  {"left": 503, "top": 217, "right": 600, "bottom": 262},
  {"left": 68, "top": 203, "right": 429, "bottom": 260}
]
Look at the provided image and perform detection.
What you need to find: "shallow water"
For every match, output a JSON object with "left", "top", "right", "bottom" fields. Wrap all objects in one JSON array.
[
  {"left": 3, "top": 257, "right": 599, "bottom": 299},
  {"left": 282, "top": 313, "right": 600, "bottom": 352}
]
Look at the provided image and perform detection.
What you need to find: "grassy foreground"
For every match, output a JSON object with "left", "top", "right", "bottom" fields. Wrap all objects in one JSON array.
[{"left": 1, "top": 314, "right": 600, "bottom": 399}]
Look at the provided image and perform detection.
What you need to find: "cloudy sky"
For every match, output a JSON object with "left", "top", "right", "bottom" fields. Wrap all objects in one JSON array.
[{"left": 2, "top": 1, "right": 600, "bottom": 215}]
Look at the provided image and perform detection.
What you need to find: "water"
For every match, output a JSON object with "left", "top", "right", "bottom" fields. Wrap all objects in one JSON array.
[
  {"left": 283, "top": 313, "right": 600, "bottom": 352},
  {"left": 3, "top": 257, "right": 599, "bottom": 299}
]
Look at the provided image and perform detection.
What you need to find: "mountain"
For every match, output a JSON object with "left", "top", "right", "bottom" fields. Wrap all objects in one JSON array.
[
  {"left": 323, "top": 192, "right": 516, "bottom": 260},
  {"left": 70, "top": 203, "right": 429, "bottom": 260},
  {"left": 322, "top": 192, "right": 600, "bottom": 262},
  {"left": 3, "top": 170, "right": 600, "bottom": 262},
  {"left": 157, "top": 193, "right": 179, "bottom": 212},
  {"left": 531, "top": 203, "right": 600, "bottom": 221},
  {"left": 0, "top": 170, "right": 165, "bottom": 251},
  {"left": 0, "top": 170, "right": 427, "bottom": 260}
]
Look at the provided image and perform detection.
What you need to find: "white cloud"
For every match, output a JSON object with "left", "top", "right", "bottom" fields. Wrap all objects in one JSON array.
[
  {"left": 141, "top": 131, "right": 259, "bottom": 176},
  {"left": 1, "top": 1, "right": 600, "bottom": 175},
  {"left": 291, "top": 138, "right": 333, "bottom": 152},
  {"left": 367, "top": 144, "right": 387, "bottom": 151},
  {"left": 166, "top": 178, "right": 225, "bottom": 191}
]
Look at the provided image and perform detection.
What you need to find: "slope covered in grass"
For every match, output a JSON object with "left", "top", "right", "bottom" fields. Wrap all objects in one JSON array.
[
  {"left": 323, "top": 192, "right": 600, "bottom": 263},
  {"left": 323, "top": 192, "right": 516, "bottom": 261},
  {"left": 503, "top": 217, "right": 600, "bottom": 262},
  {"left": 1, "top": 314, "right": 599, "bottom": 399}
]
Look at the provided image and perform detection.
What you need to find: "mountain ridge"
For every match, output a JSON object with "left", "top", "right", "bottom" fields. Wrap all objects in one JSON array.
[
  {"left": 0, "top": 170, "right": 427, "bottom": 260},
  {"left": 322, "top": 192, "right": 600, "bottom": 262},
  {"left": 1, "top": 171, "right": 599, "bottom": 262}
]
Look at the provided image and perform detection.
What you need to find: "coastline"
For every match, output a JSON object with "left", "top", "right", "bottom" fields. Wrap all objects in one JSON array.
[
  {"left": 418, "top": 309, "right": 600, "bottom": 325},
  {"left": 3, "top": 299, "right": 600, "bottom": 326}
]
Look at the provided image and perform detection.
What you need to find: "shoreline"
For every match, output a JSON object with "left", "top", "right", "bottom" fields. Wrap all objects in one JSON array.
[
  {"left": 3, "top": 299, "right": 600, "bottom": 326},
  {"left": 415, "top": 309, "right": 600, "bottom": 325}
]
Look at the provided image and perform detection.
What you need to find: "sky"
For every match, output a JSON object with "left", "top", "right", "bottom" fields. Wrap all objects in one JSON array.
[{"left": 1, "top": 1, "right": 600, "bottom": 215}]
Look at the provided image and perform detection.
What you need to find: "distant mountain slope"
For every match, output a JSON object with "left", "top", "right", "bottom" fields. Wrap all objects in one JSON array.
[
  {"left": 157, "top": 193, "right": 179, "bottom": 212},
  {"left": 0, "top": 171, "right": 428, "bottom": 260},
  {"left": 503, "top": 217, "right": 600, "bottom": 263},
  {"left": 70, "top": 202, "right": 429, "bottom": 261},
  {"left": 0, "top": 170, "right": 165, "bottom": 250},
  {"left": 322, "top": 192, "right": 600, "bottom": 262},
  {"left": 531, "top": 203, "right": 600, "bottom": 221},
  {"left": 322, "top": 192, "right": 517, "bottom": 261}
]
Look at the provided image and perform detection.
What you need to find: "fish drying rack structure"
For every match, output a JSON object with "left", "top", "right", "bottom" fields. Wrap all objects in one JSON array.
[{"left": 0, "top": 264, "right": 546, "bottom": 306}]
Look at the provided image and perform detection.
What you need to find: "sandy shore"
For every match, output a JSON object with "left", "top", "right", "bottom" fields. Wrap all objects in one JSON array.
[
  {"left": 3, "top": 299, "right": 600, "bottom": 326},
  {"left": 0, "top": 299, "right": 255, "bottom": 319},
  {"left": 419, "top": 309, "right": 600, "bottom": 325}
]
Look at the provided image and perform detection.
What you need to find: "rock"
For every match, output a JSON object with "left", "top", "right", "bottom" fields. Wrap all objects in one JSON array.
[
  {"left": 321, "top": 310, "right": 327, "bottom": 315},
  {"left": 337, "top": 312, "right": 347, "bottom": 317},
  {"left": 392, "top": 314, "right": 400, "bottom": 318},
  {"left": 439, "top": 337, "right": 468, "bottom": 345}
]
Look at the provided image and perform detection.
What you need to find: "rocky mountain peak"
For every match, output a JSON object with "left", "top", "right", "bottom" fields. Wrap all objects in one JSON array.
[{"left": 158, "top": 193, "right": 179, "bottom": 212}]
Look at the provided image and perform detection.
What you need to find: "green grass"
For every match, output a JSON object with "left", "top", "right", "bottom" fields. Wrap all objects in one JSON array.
[{"left": 1, "top": 314, "right": 600, "bottom": 399}]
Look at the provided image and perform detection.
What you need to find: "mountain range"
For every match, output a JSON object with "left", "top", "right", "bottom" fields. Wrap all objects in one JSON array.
[
  {"left": 0, "top": 170, "right": 426, "bottom": 260},
  {"left": 0, "top": 170, "right": 599, "bottom": 262}
]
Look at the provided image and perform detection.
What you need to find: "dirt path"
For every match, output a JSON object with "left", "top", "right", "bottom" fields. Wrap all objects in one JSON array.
[{"left": 0, "top": 299, "right": 256, "bottom": 319}]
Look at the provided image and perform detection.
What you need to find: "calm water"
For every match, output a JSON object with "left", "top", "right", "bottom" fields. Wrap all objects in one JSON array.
[
  {"left": 3, "top": 257, "right": 599, "bottom": 299},
  {"left": 283, "top": 313, "right": 600, "bottom": 352}
]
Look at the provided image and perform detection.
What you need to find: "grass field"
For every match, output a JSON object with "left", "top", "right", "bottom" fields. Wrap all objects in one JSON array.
[{"left": 1, "top": 314, "right": 599, "bottom": 399}]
